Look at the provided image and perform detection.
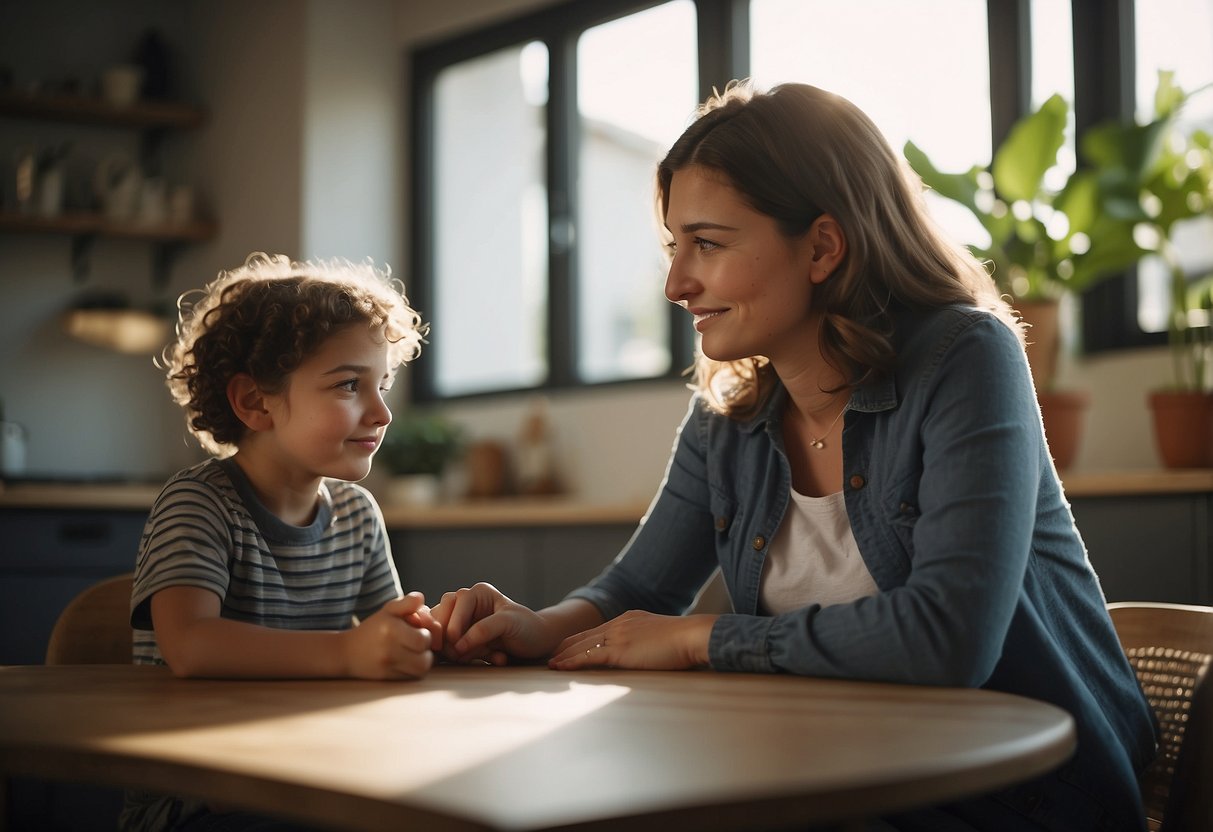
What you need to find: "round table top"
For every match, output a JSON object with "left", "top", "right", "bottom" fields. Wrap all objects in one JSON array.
[{"left": 0, "top": 663, "right": 1075, "bottom": 831}]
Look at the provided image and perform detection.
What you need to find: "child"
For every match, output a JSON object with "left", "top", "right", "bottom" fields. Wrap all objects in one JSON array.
[{"left": 124, "top": 252, "right": 437, "bottom": 831}]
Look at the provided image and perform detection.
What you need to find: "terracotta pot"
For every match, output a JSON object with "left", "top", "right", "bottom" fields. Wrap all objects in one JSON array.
[
  {"left": 1015, "top": 299, "right": 1061, "bottom": 392},
  {"left": 1148, "top": 391, "right": 1213, "bottom": 468},
  {"left": 1038, "top": 389, "right": 1089, "bottom": 470}
]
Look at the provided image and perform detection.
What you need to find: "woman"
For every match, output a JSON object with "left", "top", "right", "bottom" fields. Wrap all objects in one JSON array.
[{"left": 432, "top": 82, "right": 1155, "bottom": 830}]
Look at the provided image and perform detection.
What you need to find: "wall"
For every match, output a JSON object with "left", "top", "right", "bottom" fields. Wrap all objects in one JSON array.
[
  {"left": 0, "top": 0, "right": 203, "bottom": 481},
  {"left": 0, "top": 0, "right": 404, "bottom": 483}
]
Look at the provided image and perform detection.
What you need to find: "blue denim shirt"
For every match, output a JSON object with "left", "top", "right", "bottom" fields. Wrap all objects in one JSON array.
[{"left": 569, "top": 305, "right": 1155, "bottom": 830}]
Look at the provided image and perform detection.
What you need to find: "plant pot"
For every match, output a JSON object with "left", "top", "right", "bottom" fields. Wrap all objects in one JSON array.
[
  {"left": 1148, "top": 391, "right": 1213, "bottom": 468},
  {"left": 1016, "top": 299, "right": 1061, "bottom": 392},
  {"left": 1038, "top": 389, "right": 1089, "bottom": 470},
  {"left": 385, "top": 473, "right": 442, "bottom": 506}
]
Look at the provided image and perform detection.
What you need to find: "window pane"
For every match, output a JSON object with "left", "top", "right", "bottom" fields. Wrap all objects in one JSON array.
[
  {"left": 750, "top": 0, "right": 992, "bottom": 249},
  {"left": 1134, "top": 0, "right": 1213, "bottom": 333},
  {"left": 1031, "top": 0, "right": 1075, "bottom": 190},
  {"left": 432, "top": 43, "right": 549, "bottom": 396},
  {"left": 575, "top": 1, "right": 697, "bottom": 383}
]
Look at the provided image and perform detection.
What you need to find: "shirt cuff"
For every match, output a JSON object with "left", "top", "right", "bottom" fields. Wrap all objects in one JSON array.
[{"left": 709, "top": 613, "right": 777, "bottom": 673}]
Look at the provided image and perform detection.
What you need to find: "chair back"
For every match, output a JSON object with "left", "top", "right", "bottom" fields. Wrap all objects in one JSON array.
[
  {"left": 1107, "top": 601, "right": 1213, "bottom": 832},
  {"left": 45, "top": 572, "right": 135, "bottom": 665}
]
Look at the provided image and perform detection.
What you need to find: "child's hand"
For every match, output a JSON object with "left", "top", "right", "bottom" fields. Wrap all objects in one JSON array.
[
  {"left": 342, "top": 592, "right": 437, "bottom": 680},
  {"left": 432, "top": 583, "right": 554, "bottom": 665}
]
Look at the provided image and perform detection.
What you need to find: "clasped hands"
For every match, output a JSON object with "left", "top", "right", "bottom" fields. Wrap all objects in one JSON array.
[{"left": 427, "top": 582, "right": 716, "bottom": 671}]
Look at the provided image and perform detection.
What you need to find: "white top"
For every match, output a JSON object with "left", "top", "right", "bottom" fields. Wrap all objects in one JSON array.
[{"left": 760, "top": 488, "right": 879, "bottom": 615}]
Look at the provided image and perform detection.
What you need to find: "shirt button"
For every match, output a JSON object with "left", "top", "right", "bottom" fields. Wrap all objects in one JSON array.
[
  {"left": 752, "top": 535, "right": 766, "bottom": 550},
  {"left": 715, "top": 516, "right": 728, "bottom": 531},
  {"left": 849, "top": 474, "right": 866, "bottom": 490}
]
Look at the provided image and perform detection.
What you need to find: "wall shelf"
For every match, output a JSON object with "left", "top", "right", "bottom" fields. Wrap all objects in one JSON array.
[
  {"left": 0, "top": 210, "right": 216, "bottom": 243},
  {"left": 0, "top": 90, "right": 215, "bottom": 284},
  {"left": 0, "top": 90, "right": 205, "bottom": 130}
]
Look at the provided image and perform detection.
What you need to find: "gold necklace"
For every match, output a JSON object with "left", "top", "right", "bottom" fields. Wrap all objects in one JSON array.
[{"left": 807, "top": 403, "right": 848, "bottom": 450}]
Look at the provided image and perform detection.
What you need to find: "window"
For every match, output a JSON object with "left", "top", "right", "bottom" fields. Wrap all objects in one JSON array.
[
  {"left": 430, "top": 43, "right": 549, "bottom": 396},
  {"left": 412, "top": 0, "right": 1197, "bottom": 401},
  {"left": 576, "top": 2, "right": 698, "bottom": 383},
  {"left": 751, "top": 0, "right": 992, "bottom": 250},
  {"left": 1133, "top": 0, "right": 1213, "bottom": 335},
  {"left": 412, "top": 0, "right": 701, "bottom": 400}
]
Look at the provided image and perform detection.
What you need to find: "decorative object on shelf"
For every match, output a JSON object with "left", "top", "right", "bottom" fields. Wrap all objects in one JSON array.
[
  {"left": 100, "top": 64, "right": 143, "bottom": 108},
  {"left": 0, "top": 399, "right": 27, "bottom": 479},
  {"left": 169, "top": 184, "right": 194, "bottom": 224},
  {"left": 464, "top": 440, "right": 508, "bottom": 499},
  {"left": 377, "top": 413, "right": 464, "bottom": 505},
  {"left": 0, "top": 81, "right": 214, "bottom": 287},
  {"left": 515, "top": 397, "right": 561, "bottom": 496},
  {"left": 13, "top": 143, "right": 71, "bottom": 218},
  {"left": 94, "top": 153, "right": 141, "bottom": 222},
  {"left": 35, "top": 142, "right": 71, "bottom": 218},
  {"left": 133, "top": 29, "right": 173, "bottom": 101}
]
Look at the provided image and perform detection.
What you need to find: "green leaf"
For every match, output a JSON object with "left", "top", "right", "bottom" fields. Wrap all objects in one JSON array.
[
  {"left": 1154, "top": 69, "right": 1184, "bottom": 119},
  {"left": 991, "top": 93, "right": 1067, "bottom": 202},
  {"left": 1055, "top": 170, "right": 1099, "bottom": 235},
  {"left": 903, "top": 140, "right": 982, "bottom": 210},
  {"left": 1067, "top": 215, "right": 1148, "bottom": 292},
  {"left": 1080, "top": 118, "right": 1170, "bottom": 178}
]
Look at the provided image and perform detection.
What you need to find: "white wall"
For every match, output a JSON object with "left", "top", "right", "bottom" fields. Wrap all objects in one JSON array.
[{"left": 303, "top": 0, "right": 403, "bottom": 268}]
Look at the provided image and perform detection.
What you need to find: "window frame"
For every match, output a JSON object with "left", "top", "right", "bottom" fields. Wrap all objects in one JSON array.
[{"left": 409, "top": 0, "right": 1157, "bottom": 403}]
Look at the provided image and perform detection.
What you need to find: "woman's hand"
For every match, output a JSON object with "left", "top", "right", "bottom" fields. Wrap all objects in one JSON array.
[
  {"left": 342, "top": 592, "right": 438, "bottom": 680},
  {"left": 549, "top": 611, "right": 718, "bottom": 671},
  {"left": 431, "top": 583, "right": 560, "bottom": 665}
]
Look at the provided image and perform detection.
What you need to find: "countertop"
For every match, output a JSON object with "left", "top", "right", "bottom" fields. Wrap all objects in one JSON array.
[{"left": 3, "top": 469, "right": 1213, "bottom": 527}]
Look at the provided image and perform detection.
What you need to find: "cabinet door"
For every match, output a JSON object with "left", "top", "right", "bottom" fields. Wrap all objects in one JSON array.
[
  {"left": 391, "top": 528, "right": 533, "bottom": 606},
  {"left": 534, "top": 524, "right": 634, "bottom": 609},
  {"left": 1070, "top": 494, "right": 1210, "bottom": 605},
  {"left": 390, "top": 523, "right": 637, "bottom": 611},
  {"left": 0, "top": 509, "right": 145, "bottom": 664}
]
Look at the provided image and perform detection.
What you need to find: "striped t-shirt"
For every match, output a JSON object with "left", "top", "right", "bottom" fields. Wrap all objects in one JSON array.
[{"left": 130, "top": 456, "right": 403, "bottom": 665}]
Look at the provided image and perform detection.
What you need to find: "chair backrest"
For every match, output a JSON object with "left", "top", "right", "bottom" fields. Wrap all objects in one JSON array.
[
  {"left": 45, "top": 572, "right": 135, "bottom": 665},
  {"left": 1107, "top": 601, "right": 1213, "bottom": 832}
]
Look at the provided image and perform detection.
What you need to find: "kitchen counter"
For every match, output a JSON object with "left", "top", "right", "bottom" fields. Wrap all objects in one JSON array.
[
  {"left": 3, "top": 469, "right": 1213, "bottom": 526},
  {"left": 0, "top": 480, "right": 650, "bottom": 527}
]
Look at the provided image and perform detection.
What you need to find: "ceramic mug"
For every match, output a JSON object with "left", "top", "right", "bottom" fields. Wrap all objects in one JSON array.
[{"left": 101, "top": 65, "right": 143, "bottom": 107}]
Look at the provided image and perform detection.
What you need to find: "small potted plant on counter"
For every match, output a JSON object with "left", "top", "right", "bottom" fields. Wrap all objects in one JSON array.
[{"left": 376, "top": 412, "right": 464, "bottom": 505}]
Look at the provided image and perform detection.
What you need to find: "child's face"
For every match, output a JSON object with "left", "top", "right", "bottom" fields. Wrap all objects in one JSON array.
[{"left": 261, "top": 323, "right": 394, "bottom": 484}]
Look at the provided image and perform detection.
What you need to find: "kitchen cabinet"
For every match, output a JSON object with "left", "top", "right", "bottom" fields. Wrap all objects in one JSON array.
[
  {"left": 1072, "top": 492, "right": 1213, "bottom": 605},
  {"left": 0, "top": 507, "right": 145, "bottom": 665},
  {"left": 0, "top": 89, "right": 217, "bottom": 282},
  {"left": 390, "top": 523, "right": 633, "bottom": 610}
]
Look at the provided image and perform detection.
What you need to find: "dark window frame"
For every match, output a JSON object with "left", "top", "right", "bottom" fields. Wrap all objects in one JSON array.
[{"left": 409, "top": 0, "right": 1154, "bottom": 402}]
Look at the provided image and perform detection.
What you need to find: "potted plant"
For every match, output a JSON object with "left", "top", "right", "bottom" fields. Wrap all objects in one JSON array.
[
  {"left": 1084, "top": 72, "right": 1213, "bottom": 467},
  {"left": 376, "top": 412, "right": 464, "bottom": 504},
  {"left": 905, "top": 94, "right": 1144, "bottom": 468}
]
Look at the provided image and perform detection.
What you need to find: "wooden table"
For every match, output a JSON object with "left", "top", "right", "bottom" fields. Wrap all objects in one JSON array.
[{"left": 0, "top": 664, "right": 1074, "bottom": 831}]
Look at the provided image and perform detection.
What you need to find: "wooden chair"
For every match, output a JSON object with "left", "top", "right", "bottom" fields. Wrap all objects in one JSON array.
[
  {"left": 44, "top": 572, "right": 135, "bottom": 664},
  {"left": 1107, "top": 601, "right": 1213, "bottom": 832}
]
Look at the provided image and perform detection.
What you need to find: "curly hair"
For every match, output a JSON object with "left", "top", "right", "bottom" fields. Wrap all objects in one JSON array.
[
  {"left": 657, "top": 81, "right": 1023, "bottom": 418},
  {"left": 162, "top": 252, "right": 426, "bottom": 456}
]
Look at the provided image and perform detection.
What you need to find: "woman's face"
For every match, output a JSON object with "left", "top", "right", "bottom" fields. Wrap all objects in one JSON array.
[{"left": 663, "top": 165, "right": 819, "bottom": 364}]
